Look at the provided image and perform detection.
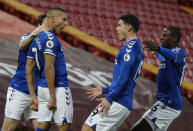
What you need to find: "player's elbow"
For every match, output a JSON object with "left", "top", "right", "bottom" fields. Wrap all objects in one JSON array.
[{"left": 19, "top": 41, "right": 27, "bottom": 50}]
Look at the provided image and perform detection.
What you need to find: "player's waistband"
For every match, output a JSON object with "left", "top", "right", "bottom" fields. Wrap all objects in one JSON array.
[{"left": 38, "top": 86, "right": 69, "bottom": 89}]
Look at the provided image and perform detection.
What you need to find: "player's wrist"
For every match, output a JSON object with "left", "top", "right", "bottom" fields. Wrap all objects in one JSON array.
[
  {"left": 106, "top": 97, "right": 112, "bottom": 104},
  {"left": 50, "top": 94, "right": 56, "bottom": 98}
]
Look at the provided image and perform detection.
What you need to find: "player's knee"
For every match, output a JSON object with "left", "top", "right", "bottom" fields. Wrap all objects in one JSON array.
[
  {"left": 37, "top": 122, "right": 49, "bottom": 130},
  {"left": 58, "top": 123, "right": 72, "bottom": 131},
  {"left": 2, "top": 118, "right": 18, "bottom": 131},
  {"left": 81, "top": 123, "right": 94, "bottom": 131}
]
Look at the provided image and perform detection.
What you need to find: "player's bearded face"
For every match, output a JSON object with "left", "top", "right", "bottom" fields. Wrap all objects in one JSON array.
[{"left": 116, "top": 20, "right": 127, "bottom": 41}]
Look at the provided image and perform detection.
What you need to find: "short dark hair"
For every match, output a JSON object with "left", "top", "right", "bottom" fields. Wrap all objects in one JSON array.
[
  {"left": 167, "top": 26, "right": 181, "bottom": 44},
  {"left": 38, "top": 13, "right": 47, "bottom": 25},
  {"left": 120, "top": 14, "right": 140, "bottom": 33},
  {"left": 47, "top": 7, "right": 65, "bottom": 13}
]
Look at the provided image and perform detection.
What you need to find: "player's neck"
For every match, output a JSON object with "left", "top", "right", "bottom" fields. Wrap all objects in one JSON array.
[
  {"left": 125, "top": 33, "right": 137, "bottom": 44},
  {"left": 44, "top": 23, "right": 55, "bottom": 31}
]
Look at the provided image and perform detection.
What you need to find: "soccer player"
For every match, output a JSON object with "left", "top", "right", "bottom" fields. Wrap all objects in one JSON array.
[
  {"left": 81, "top": 14, "right": 144, "bottom": 131},
  {"left": 26, "top": 8, "right": 73, "bottom": 131},
  {"left": 130, "top": 27, "right": 186, "bottom": 131},
  {"left": 1, "top": 14, "right": 47, "bottom": 131}
]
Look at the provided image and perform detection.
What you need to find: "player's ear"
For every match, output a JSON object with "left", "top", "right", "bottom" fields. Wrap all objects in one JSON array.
[{"left": 127, "top": 25, "right": 132, "bottom": 32}]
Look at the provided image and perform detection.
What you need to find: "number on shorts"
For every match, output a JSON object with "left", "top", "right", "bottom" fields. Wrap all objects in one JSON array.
[
  {"left": 151, "top": 104, "right": 159, "bottom": 112},
  {"left": 91, "top": 109, "right": 98, "bottom": 117}
]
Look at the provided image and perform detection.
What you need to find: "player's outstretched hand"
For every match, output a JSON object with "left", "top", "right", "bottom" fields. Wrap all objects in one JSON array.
[
  {"left": 87, "top": 84, "right": 102, "bottom": 100},
  {"left": 96, "top": 98, "right": 111, "bottom": 117},
  {"left": 142, "top": 40, "right": 159, "bottom": 52},
  {"left": 30, "top": 97, "right": 38, "bottom": 111},
  {"left": 47, "top": 96, "right": 56, "bottom": 110}
]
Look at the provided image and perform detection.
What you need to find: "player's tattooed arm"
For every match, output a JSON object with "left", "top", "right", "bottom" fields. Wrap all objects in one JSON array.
[{"left": 19, "top": 25, "right": 47, "bottom": 50}]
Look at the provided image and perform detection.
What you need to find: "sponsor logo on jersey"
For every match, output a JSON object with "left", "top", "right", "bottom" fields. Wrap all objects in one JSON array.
[{"left": 46, "top": 40, "right": 54, "bottom": 48}]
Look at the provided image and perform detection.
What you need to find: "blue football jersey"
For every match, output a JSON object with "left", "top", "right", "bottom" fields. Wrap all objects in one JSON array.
[
  {"left": 9, "top": 33, "right": 39, "bottom": 94},
  {"left": 102, "top": 39, "right": 144, "bottom": 110},
  {"left": 27, "top": 30, "right": 69, "bottom": 88},
  {"left": 156, "top": 46, "right": 186, "bottom": 110}
]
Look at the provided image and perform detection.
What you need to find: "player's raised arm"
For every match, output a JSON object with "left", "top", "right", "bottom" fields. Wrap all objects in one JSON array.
[
  {"left": 19, "top": 13, "right": 47, "bottom": 50},
  {"left": 44, "top": 54, "right": 56, "bottom": 110},
  {"left": 143, "top": 27, "right": 186, "bottom": 64},
  {"left": 26, "top": 58, "right": 38, "bottom": 111},
  {"left": 19, "top": 25, "right": 47, "bottom": 50},
  {"left": 142, "top": 40, "right": 176, "bottom": 60}
]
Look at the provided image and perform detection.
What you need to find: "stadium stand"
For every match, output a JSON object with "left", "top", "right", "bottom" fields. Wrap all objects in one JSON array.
[{"left": 16, "top": 0, "right": 193, "bottom": 82}]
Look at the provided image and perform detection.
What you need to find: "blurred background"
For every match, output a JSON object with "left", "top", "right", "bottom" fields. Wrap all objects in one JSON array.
[{"left": 0, "top": 0, "right": 193, "bottom": 130}]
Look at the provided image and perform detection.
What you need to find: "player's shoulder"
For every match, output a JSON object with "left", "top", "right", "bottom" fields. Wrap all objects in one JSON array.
[
  {"left": 22, "top": 33, "right": 30, "bottom": 37},
  {"left": 39, "top": 30, "right": 56, "bottom": 39},
  {"left": 172, "top": 46, "right": 187, "bottom": 56},
  {"left": 38, "top": 30, "right": 58, "bottom": 46},
  {"left": 19, "top": 33, "right": 30, "bottom": 41},
  {"left": 122, "top": 39, "right": 141, "bottom": 53}
]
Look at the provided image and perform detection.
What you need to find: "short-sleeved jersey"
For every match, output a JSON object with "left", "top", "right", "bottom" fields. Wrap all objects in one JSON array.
[
  {"left": 9, "top": 33, "right": 39, "bottom": 95},
  {"left": 27, "top": 30, "right": 69, "bottom": 88},
  {"left": 156, "top": 46, "right": 186, "bottom": 110},
  {"left": 102, "top": 39, "right": 144, "bottom": 110}
]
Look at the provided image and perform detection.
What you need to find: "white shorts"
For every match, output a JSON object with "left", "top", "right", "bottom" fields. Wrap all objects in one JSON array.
[
  {"left": 38, "top": 86, "right": 73, "bottom": 125},
  {"left": 4, "top": 87, "right": 38, "bottom": 121},
  {"left": 85, "top": 101, "right": 130, "bottom": 131},
  {"left": 142, "top": 101, "right": 181, "bottom": 131}
]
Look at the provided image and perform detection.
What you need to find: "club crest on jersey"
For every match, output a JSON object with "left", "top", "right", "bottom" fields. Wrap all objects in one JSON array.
[
  {"left": 46, "top": 40, "right": 54, "bottom": 48},
  {"left": 124, "top": 54, "right": 130, "bottom": 61}
]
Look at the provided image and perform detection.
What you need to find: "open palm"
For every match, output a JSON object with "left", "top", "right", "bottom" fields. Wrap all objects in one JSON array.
[{"left": 87, "top": 84, "right": 102, "bottom": 100}]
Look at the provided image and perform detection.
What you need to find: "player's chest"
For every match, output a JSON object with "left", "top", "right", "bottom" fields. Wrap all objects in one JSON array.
[{"left": 158, "top": 61, "right": 171, "bottom": 71}]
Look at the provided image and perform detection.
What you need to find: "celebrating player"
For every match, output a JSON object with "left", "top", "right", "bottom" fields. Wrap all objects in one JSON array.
[
  {"left": 81, "top": 14, "right": 144, "bottom": 131},
  {"left": 1, "top": 13, "right": 47, "bottom": 131},
  {"left": 130, "top": 27, "right": 186, "bottom": 131},
  {"left": 26, "top": 8, "right": 73, "bottom": 131}
]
